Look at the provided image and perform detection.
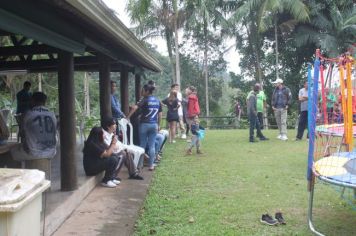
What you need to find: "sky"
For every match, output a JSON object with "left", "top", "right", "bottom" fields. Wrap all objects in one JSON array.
[{"left": 102, "top": 0, "right": 240, "bottom": 74}]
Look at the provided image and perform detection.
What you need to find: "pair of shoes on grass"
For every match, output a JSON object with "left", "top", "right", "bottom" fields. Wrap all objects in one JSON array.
[{"left": 260, "top": 212, "right": 286, "bottom": 226}]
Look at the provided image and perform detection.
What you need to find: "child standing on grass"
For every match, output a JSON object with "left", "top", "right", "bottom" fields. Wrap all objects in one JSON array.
[{"left": 186, "top": 115, "right": 204, "bottom": 155}]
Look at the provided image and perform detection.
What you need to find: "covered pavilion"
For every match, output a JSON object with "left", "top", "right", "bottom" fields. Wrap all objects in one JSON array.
[{"left": 0, "top": 0, "right": 162, "bottom": 191}]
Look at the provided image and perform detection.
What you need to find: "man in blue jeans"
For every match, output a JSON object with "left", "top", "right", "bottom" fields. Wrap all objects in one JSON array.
[{"left": 247, "top": 84, "right": 268, "bottom": 143}]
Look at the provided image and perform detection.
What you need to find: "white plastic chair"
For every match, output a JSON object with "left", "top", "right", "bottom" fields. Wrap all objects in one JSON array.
[{"left": 118, "top": 118, "right": 145, "bottom": 169}]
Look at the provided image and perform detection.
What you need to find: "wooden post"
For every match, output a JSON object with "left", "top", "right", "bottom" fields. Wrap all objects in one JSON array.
[
  {"left": 120, "top": 66, "right": 129, "bottom": 115},
  {"left": 132, "top": 73, "right": 141, "bottom": 145},
  {"left": 58, "top": 51, "right": 77, "bottom": 191},
  {"left": 99, "top": 56, "right": 112, "bottom": 126},
  {"left": 135, "top": 74, "right": 141, "bottom": 103}
]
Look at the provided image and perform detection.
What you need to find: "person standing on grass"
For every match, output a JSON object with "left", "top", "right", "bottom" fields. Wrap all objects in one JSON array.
[
  {"left": 186, "top": 86, "right": 200, "bottom": 130},
  {"left": 162, "top": 90, "right": 180, "bottom": 143},
  {"left": 186, "top": 115, "right": 204, "bottom": 155},
  {"left": 296, "top": 81, "right": 308, "bottom": 141},
  {"left": 127, "top": 83, "right": 162, "bottom": 171},
  {"left": 271, "top": 78, "right": 292, "bottom": 141},
  {"left": 170, "top": 84, "right": 186, "bottom": 139},
  {"left": 326, "top": 89, "right": 336, "bottom": 123},
  {"left": 247, "top": 84, "right": 268, "bottom": 143},
  {"left": 256, "top": 84, "right": 267, "bottom": 129}
]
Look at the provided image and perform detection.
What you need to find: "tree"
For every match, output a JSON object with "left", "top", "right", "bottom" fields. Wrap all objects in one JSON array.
[
  {"left": 295, "top": 2, "right": 356, "bottom": 57},
  {"left": 184, "top": 0, "right": 226, "bottom": 117},
  {"left": 231, "top": 0, "right": 309, "bottom": 80},
  {"left": 127, "top": 0, "right": 187, "bottom": 85}
]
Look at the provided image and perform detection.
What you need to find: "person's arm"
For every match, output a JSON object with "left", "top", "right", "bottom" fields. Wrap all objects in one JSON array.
[
  {"left": 101, "top": 136, "right": 117, "bottom": 158},
  {"left": 126, "top": 105, "right": 138, "bottom": 119}
]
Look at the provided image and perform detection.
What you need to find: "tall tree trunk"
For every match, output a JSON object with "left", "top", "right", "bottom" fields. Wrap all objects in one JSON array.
[
  {"left": 245, "top": 23, "right": 263, "bottom": 83},
  {"left": 203, "top": 16, "right": 209, "bottom": 119},
  {"left": 163, "top": 0, "right": 176, "bottom": 84},
  {"left": 274, "top": 16, "right": 279, "bottom": 79},
  {"left": 173, "top": 0, "right": 181, "bottom": 86},
  {"left": 165, "top": 29, "right": 176, "bottom": 84}
]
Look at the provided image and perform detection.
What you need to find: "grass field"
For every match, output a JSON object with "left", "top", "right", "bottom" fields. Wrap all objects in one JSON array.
[{"left": 134, "top": 129, "right": 356, "bottom": 236}]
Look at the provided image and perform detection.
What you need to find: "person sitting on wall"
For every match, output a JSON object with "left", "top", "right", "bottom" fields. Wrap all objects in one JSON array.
[
  {"left": 11, "top": 92, "right": 57, "bottom": 161},
  {"left": 83, "top": 127, "right": 120, "bottom": 188},
  {"left": 102, "top": 117, "right": 143, "bottom": 180}
]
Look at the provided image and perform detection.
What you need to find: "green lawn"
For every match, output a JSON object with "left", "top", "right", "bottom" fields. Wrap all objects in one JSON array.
[{"left": 134, "top": 130, "right": 356, "bottom": 236}]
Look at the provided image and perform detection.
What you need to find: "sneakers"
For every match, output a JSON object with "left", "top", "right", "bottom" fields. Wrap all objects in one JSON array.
[
  {"left": 275, "top": 212, "right": 286, "bottom": 225},
  {"left": 280, "top": 135, "right": 288, "bottom": 141},
  {"left": 260, "top": 213, "right": 286, "bottom": 226},
  {"left": 277, "top": 134, "right": 282, "bottom": 139},
  {"left": 101, "top": 180, "right": 117, "bottom": 188},
  {"left": 197, "top": 150, "right": 203, "bottom": 155},
  {"left": 112, "top": 179, "right": 121, "bottom": 185},
  {"left": 260, "top": 214, "right": 278, "bottom": 226},
  {"left": 185, "top": 149, "right": 192, "bottom": 155},
  {"left": 129, "top": 174, "right": 144, "bottom": 180},
  {"left": 181, "top": 134, "right": 187, "bottom": 139},
  {"left": 295, "top": 138, "right": 302, "bottom": 141},
  {"left": 259, "top": 136, "right": 269, "bottom": 141}
]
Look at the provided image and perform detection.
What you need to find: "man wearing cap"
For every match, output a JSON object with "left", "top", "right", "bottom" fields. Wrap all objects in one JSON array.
[{"left": 271, "top": 78, "right": 292, "bottom": 141}]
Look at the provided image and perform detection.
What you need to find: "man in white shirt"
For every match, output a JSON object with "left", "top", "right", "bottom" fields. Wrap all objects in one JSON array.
[
  {"left": 102, "top": 117, "right": 143, "bottom": 180},
  {"left": 11, "top": 92, "right": 57, "bottom": 160},
  {"left": 170, "top": 84, "right": 186, "bottom": 139}
]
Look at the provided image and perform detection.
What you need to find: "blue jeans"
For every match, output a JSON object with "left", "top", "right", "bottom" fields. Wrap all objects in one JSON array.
[
  {"left": 139, "top": 123, "right": 157, "bottom": 167},
  {"left": 155, "top": 133, "right": 165, "bottom": 155}
]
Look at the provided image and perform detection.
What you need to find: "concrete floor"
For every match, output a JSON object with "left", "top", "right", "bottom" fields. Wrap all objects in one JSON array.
[{"left": 52, "top": 168, "right": 153, "bottom": 236}]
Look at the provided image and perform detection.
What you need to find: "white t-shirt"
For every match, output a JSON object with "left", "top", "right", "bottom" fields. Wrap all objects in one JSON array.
[
  {"left": 167, "top": 91, "right": 183, "bottom": 116},
  {"left": 23, "top": 106, "right": 57, "bottom": 158},
  {"left": 102, "top": 129, "right": 127, "bottom": 153}
]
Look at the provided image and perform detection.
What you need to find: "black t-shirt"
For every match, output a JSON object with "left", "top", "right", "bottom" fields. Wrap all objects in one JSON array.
[{"left": 83, "top": 141, "right": 107, "bottom": 162}]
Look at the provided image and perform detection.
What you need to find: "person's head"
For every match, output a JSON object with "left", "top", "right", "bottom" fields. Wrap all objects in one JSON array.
[
  {"left": 193, "top": 115, "right": 199, "bottom": 123},
  {"left": 168, "top": 90, "right": 177, "bottom": 100},
  {"left": 304, "top": 81, "right": 308, "bottom": 89},
  {"left": 272, "top": 78, "right": 283, "bottom": 88},
  {"left": 171, "top": 83, "right": 179, "bottom": 91},
  {"left": 148, "top": 80, "right": 156, "bottom": 87},
  {"left": 189, "top": 86, "right": 197, "bottom": 94},
  {"left": 23, "top": 81, "right": 31, "bottom": 91},
  {"left": 87, "top": 127, "right": 104, "bottom": 144},
  {"left": 31, "top": 92, "right": 47, "bottom": 107},
  {"left": 253, "top": 83, "right": 260, "bottom": 92},
  {"left": 141, "top": 83, "right": 155, "bottom": 97},
  {"left": 103, "top": 117, "right": 117, "bottom": 134},
  {"left": 110, "top": 80, "right": 117, "bottom": 94}
]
